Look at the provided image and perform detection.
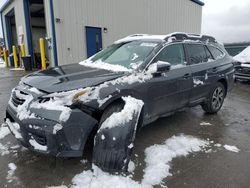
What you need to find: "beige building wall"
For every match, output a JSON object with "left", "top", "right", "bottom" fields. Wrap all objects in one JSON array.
[{"left": 49, "top": 0, "right": 202, "bottom": 66}]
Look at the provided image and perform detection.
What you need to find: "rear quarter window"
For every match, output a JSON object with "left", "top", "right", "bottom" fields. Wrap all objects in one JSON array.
[
  {"left": 207, "top": 46, "right": 224, "bottom": 60},
  {"left": 187, "top": 44, "right": 208, "bottom": 64}
]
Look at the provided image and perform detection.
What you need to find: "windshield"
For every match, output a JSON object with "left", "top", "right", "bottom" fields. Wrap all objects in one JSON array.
[{"left": 87, "top": 41, "right": 159, "bottom": 69}]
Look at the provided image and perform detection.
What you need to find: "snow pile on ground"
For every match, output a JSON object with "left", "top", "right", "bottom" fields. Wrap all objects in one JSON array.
[
  {"left": 6, "top": 163, "right": 17, "bottom": 183},
  {"left": 141, "top": 135, "right": 209, "bottom": 187},
  {"left": 0, "top": 125, "right": 10, "bottom": 139},
  {"left": 234, "top": 46, "right": 250, "bottom": 63},
  {"left": 223, "top": 145, "right": 240, "bottom": 153},
  {"left": 200, "top": 121, "right": 212, "bottom": 126},
  {"left": 79, "top": 59, "right": 130, "bottom": 72},
  {"left": 49, "top": 135, "right": 209, "bottom": 188},
  {"left": 71, "top": 165, "right": 141, "bottom": 188},
  {"left": 0, "top": 143, "right": 10, "bottom": 156},
  {"left": 0, "top": 58, "right": 5, "bottom": 67},
  {"left": 99, "top": 96, "right": 144, "bottom": 130}
]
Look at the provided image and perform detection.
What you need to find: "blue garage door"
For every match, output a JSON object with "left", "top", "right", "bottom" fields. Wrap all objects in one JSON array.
[{"left": 85, "top": 26, "right": 102, "bottom": 58}]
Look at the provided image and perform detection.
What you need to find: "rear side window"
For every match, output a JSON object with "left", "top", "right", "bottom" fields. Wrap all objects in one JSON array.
[
  {"left": 207, "top": 46, "right": 224, "bottom": 60},
  {"left": 154, "top": 43, "right": 185, "bottom": 65},
  {"left": 187, "top": 44, "right": 208, "bottom": 64}
]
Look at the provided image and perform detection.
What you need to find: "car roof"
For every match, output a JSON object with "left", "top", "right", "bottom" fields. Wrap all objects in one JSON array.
[{"left": 115, "top": 32, "right": 218, "bottom": 45}]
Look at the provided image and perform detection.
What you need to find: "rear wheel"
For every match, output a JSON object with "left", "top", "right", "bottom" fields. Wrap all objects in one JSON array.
[{"left": 202, "top": 82, "right": 226, "bottom": 114}]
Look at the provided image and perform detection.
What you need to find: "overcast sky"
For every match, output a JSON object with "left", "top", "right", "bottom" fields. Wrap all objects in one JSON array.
[
  {"left": 202, "top": 0, "right": 250, "bottom": 43},
  {"left": 0, "top": 0, "right": 250, "bottom": 43}
]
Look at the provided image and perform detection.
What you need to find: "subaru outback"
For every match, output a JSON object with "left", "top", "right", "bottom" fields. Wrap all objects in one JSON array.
[{"left": 4, "top": 33, "right": 234, "bottom": 172}]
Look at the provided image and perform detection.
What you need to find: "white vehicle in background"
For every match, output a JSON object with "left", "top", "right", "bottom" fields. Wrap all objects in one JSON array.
[{"left": 233, "top": 46, "right": 250, "bottom": 81}]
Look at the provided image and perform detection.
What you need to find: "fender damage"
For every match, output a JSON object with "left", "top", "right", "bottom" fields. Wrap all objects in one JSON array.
[{"left": 93, "top": 96, "right": 144, "bottom": 172}]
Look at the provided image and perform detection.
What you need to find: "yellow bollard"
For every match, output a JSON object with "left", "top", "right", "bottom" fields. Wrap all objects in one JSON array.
[
  {"left": 20, "top": 43, "right": 26, "bottom": 57},
  {"left": 12, "top": 45, "right": 18, "bottom": 68},
  {"left": 3, "top": 48, "right": 8, "bottom": 67},
  {"left": 39, "top": 38, "right": 46, "bottom": 70}
]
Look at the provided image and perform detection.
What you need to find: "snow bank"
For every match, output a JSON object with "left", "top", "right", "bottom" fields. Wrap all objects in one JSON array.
[
  {"left": 234, "top": 46, "right": 250, "bottom": 63},
  {"left": 0, "top": 125, "right": 10, "bottom": 139},
  {"left": 99, "top": 96, "right": 144, "bottom": 130},
  {"left": 223, "top": 145, "right": 240, "bottom": 153}
]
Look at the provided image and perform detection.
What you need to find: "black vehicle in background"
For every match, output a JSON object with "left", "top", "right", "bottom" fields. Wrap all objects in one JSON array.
[{"left": 5, "top": 33, "right": 234, "bottom": 172}]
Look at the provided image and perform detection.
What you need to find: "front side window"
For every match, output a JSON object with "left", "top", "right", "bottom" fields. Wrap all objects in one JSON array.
[
  {"left": 207, "top": 46, "right": 224, "bottom": 60},
  {"left": 187, "top": 44, "right": 208, "bottom": 64},
  {"left": 153, "top": 43, "right": 186, "bottom": 66}
]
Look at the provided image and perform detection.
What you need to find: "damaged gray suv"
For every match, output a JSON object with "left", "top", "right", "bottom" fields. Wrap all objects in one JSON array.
[{"left": 5, "top": 33, "right": 234, "bottom": 172}]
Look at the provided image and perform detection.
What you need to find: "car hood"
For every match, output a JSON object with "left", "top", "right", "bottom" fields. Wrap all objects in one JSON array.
[{"left": 21, "top": 64, "right": 126, "bottom": 93}]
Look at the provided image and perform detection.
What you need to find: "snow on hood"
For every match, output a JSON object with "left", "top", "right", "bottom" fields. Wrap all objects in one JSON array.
[
  {"left": 79, "top": 59, "right": 131, "bottom": 72},
  {"left": 233, "top": 46, "right": 250, "bottom": 63}
]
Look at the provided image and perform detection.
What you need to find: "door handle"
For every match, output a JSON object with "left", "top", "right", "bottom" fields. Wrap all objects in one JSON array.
[
  {"left": 182, "top": 73, "right": 191, "bottom": 79},
  {"left": 212, "top": 67, "right": 217, "bottom": 72},
  {"left": 207, "top": 67, "right": 218, "bottom": 74}
]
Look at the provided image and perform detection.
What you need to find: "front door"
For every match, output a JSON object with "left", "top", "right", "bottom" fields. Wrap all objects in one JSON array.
[
  {"left": 147, "top": 43, "right": 193, "bottom": 117},
  {"left": 85, "top": 26, "right": 102, "bottom": 58}
]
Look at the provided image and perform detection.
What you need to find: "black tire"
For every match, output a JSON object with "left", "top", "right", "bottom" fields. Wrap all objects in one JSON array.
[{"left": 202, "top": 82, "right": 226, "bottom": 114}]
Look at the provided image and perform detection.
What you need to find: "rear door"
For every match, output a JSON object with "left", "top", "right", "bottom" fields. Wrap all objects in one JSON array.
[
  {"left": 185, "top": 43, "right": 215, "bottom": 105},
  {"left": 146, "top": 43, "right": 192, "bottom": 117}
]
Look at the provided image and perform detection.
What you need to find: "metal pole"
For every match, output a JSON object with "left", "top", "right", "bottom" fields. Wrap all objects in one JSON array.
[
  {"left": 12, "top": 45, "right": 18, "bottom": 68},
  {"left": 39, "top": 38, "right": 46, "bottom": 70},
  {"left": 21, "top": 43, "right": 26, "bottom": 57},
  {"left": 3, "top": 48, "right": 8, "bottom": 67}
]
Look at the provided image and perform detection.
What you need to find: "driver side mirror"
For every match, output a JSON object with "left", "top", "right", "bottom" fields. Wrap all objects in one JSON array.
[{"left": 147, "top": 61, "right": 171, "bottom": 74}]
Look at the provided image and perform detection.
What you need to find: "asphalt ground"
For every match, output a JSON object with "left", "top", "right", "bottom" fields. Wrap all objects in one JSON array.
[{"left": 0, "top": 67, "right": 249, "bottom": 188}]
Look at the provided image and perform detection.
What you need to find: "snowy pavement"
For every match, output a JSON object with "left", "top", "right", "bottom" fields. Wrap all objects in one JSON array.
[{"left": 0, "top": 68, "right": 250, "bottom": 188}]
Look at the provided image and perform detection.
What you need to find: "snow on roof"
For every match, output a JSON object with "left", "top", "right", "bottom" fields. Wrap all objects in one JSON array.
[
  {"left": 233, "top": 46, "right": 250, "bottom": 63},
  {"left": 115, "top": 34, "right": 168, "bottom": 43}
]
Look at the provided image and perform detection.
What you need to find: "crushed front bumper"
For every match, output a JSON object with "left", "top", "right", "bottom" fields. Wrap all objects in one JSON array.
[{"left": 5, "top": 104, "right": 98, "bottom": 157}]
